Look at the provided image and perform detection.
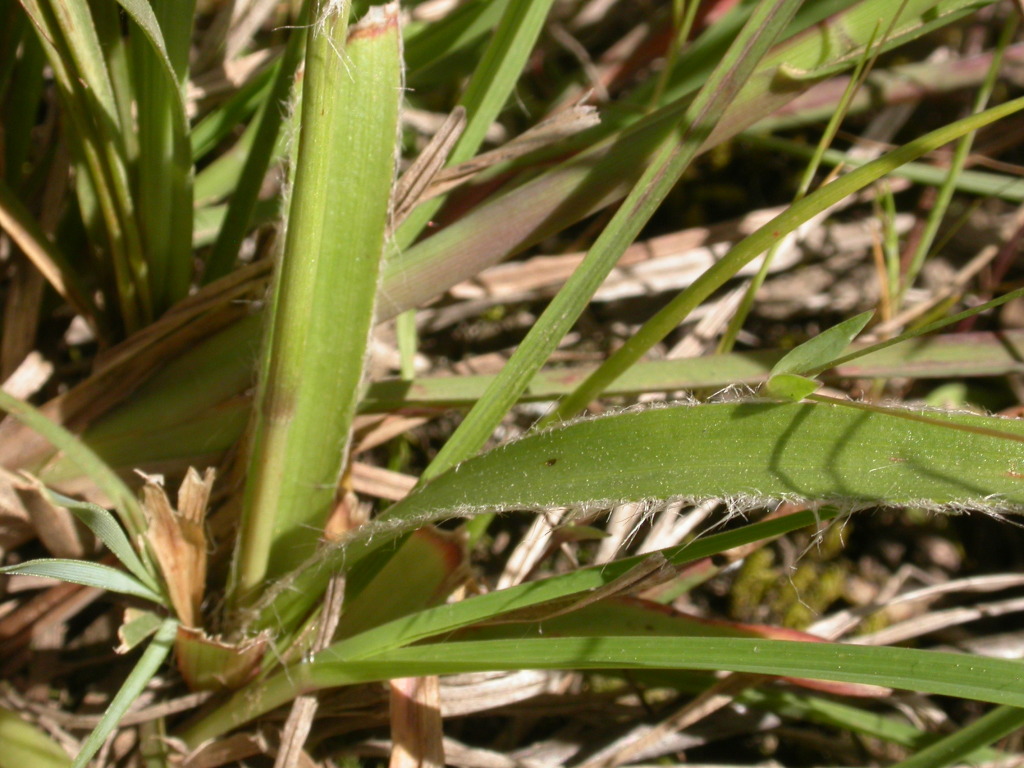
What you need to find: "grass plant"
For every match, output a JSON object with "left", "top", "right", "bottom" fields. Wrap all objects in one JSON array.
[{"left": 3, "top": 0, "right": 1024, "bottom": 766}]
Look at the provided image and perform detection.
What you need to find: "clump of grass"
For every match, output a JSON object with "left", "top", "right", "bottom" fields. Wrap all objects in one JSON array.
[{"left": 2, "top": 1, "right": 1024, "bottom": 766}]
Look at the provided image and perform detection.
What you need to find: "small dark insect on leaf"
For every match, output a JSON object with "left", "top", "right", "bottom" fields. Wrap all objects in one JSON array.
[{"left": 545, "top": 457, "right": 558, "bottom": 467}]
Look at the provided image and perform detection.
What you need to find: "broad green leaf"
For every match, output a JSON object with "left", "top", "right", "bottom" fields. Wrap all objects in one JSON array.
[
  {"left": 72, "top": 618, "right": 178, "bottom": 768},
  {"left": 765, "top": 372, "right": 821, "bottom": 401},
  {"left": 0, "top": 707, "right": 70, "bottom": 768},
  {"left": 0, "top": 559, "right": 163, "bottom": 603},
  {"left": 386, "top": 403, "right": 1024, "bottom": 524},
  {"left": 228, "top": 2, "right": 403, "bottom": 606},
  {"left": 246, "top": 400, "right": 1024, "bottom": 633},
  {"left": 45, "top": 490, "right": 162, "bottom": 596},
  {"left": 29, "top": 325, "right": 1024, "bottom": 492},
  {"left": 770, "top": 310, "right": 874, "bottom": 377}
]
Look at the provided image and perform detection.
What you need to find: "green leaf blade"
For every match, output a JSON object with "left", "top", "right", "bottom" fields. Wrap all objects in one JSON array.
[
  {"left": 422, "top": 0, "right": 806, "bottom": 479},
  {"left": 382, "top": 402, "right": 1024, "bottom": 530},
  {"left": 71, "top": 619, "right": 178, "bottom": 768},
  {"left": 0, "top": 559, "right": 163, "bottom": 603},
  {"left": 889, "top": 704, "right": 1024, "bottom": 768},
  {"left": 44, "top": 490, "right": 161, "bottom": 596},
  {"left": 0, "top": 390, "right": 146, "bottom": 541},
  {"left": 180, "top": 635, "right": 1024, "bottom": 747},
  {"left": 333, "top": 637, "right": 1024, "bottom": 705},
  {"left": 770, "top": 310, "right": 874, "bottom": 377},
  {"left": 765, "top": 372, "right": 822, "bottom": 401},
  {"left": 0, "top": 707, "right": 71, "bottom": 768},
  {"left": 229, "top": 1, "right": 404, "bottom": 609},
  {"left": 552, "top": 94, "right": 1024, "bottom": 421}
]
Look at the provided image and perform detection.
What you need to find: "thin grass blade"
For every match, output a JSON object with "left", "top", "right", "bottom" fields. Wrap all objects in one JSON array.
[
  {"left": 889, "top": 704, "right": 1024, "bottom": 768},
  {"left": 0, "top": 559, "right": 163, "bottom": 603},
  {"left": 19, "top": 0, "right": 148, "bottom": 332},
  {"left": 180, "top": 635, "right": 1024, "bottom": 747},
  {"left": 813, "top": 285, "right": 1024, "bottom": 377},
  {"left": 900, "top": 13, "right": 1017, "bottom": 301},
  {"left": 203, "top": 6, "right": 307, "bottom": 283},
  {"left": 0, "top": 389, "right": 146, "bottom": 539},
  {"left": 44, "top": 489, "right": 161, "bottom": 595},
  {"left": 71, "top": 618, "right": 178, "bottom": 768},
  {"left": 423, "top": 0, "right": 805, "bottom": 480},
  {"left": 550, "top": 94, "right": 1024, "bottom": 421},
  {"left": 396, "top": 0, "right": 557, "bottom": 249},
  {"left": 381, "top": 0, "right": 990, "bottom": 322},
  {"left": 295, "top": 508, "right": 843, "bottom": 656},
  {"left": 127, "top": 0, "right": 195, "bottom": 312}
]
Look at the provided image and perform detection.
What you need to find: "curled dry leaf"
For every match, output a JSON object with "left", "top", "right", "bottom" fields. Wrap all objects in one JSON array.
[
  {"left": 141, "top": 467, "right": 214, "bottom": 628},
  {"left": 423, "top": 104, "right": 601, "bottom": 202},
  {"left": 175, "top": 625, "right": 270, "bottom": 692},
  {"left": 392, "top": 106, "right": 468, "bottom": 228}
]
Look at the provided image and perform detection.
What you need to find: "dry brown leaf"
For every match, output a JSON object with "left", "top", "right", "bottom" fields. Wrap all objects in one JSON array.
[
  {"left": 351, "top": 462, "right": 417, "bottom": 502},
  {"left": 12, "top": 472, "right": 89, "bottom": 558},
  {"left": 184, "top": 731, "right": 271, "bottom": 768},
  {"left": 142, "top": 468, "right": 214, "bottom": 628},
  {"left": 388, "top": 675, "right": 445, "bottom": 768},
  {"left": 0, "top": 259, "right": 271, "bottom": 473},
  {"left": 423, "top": 104, "right": 600, "bottom": 202},
  {"left": 393, "top": 106, "right": 467, "bottom": 227}
]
